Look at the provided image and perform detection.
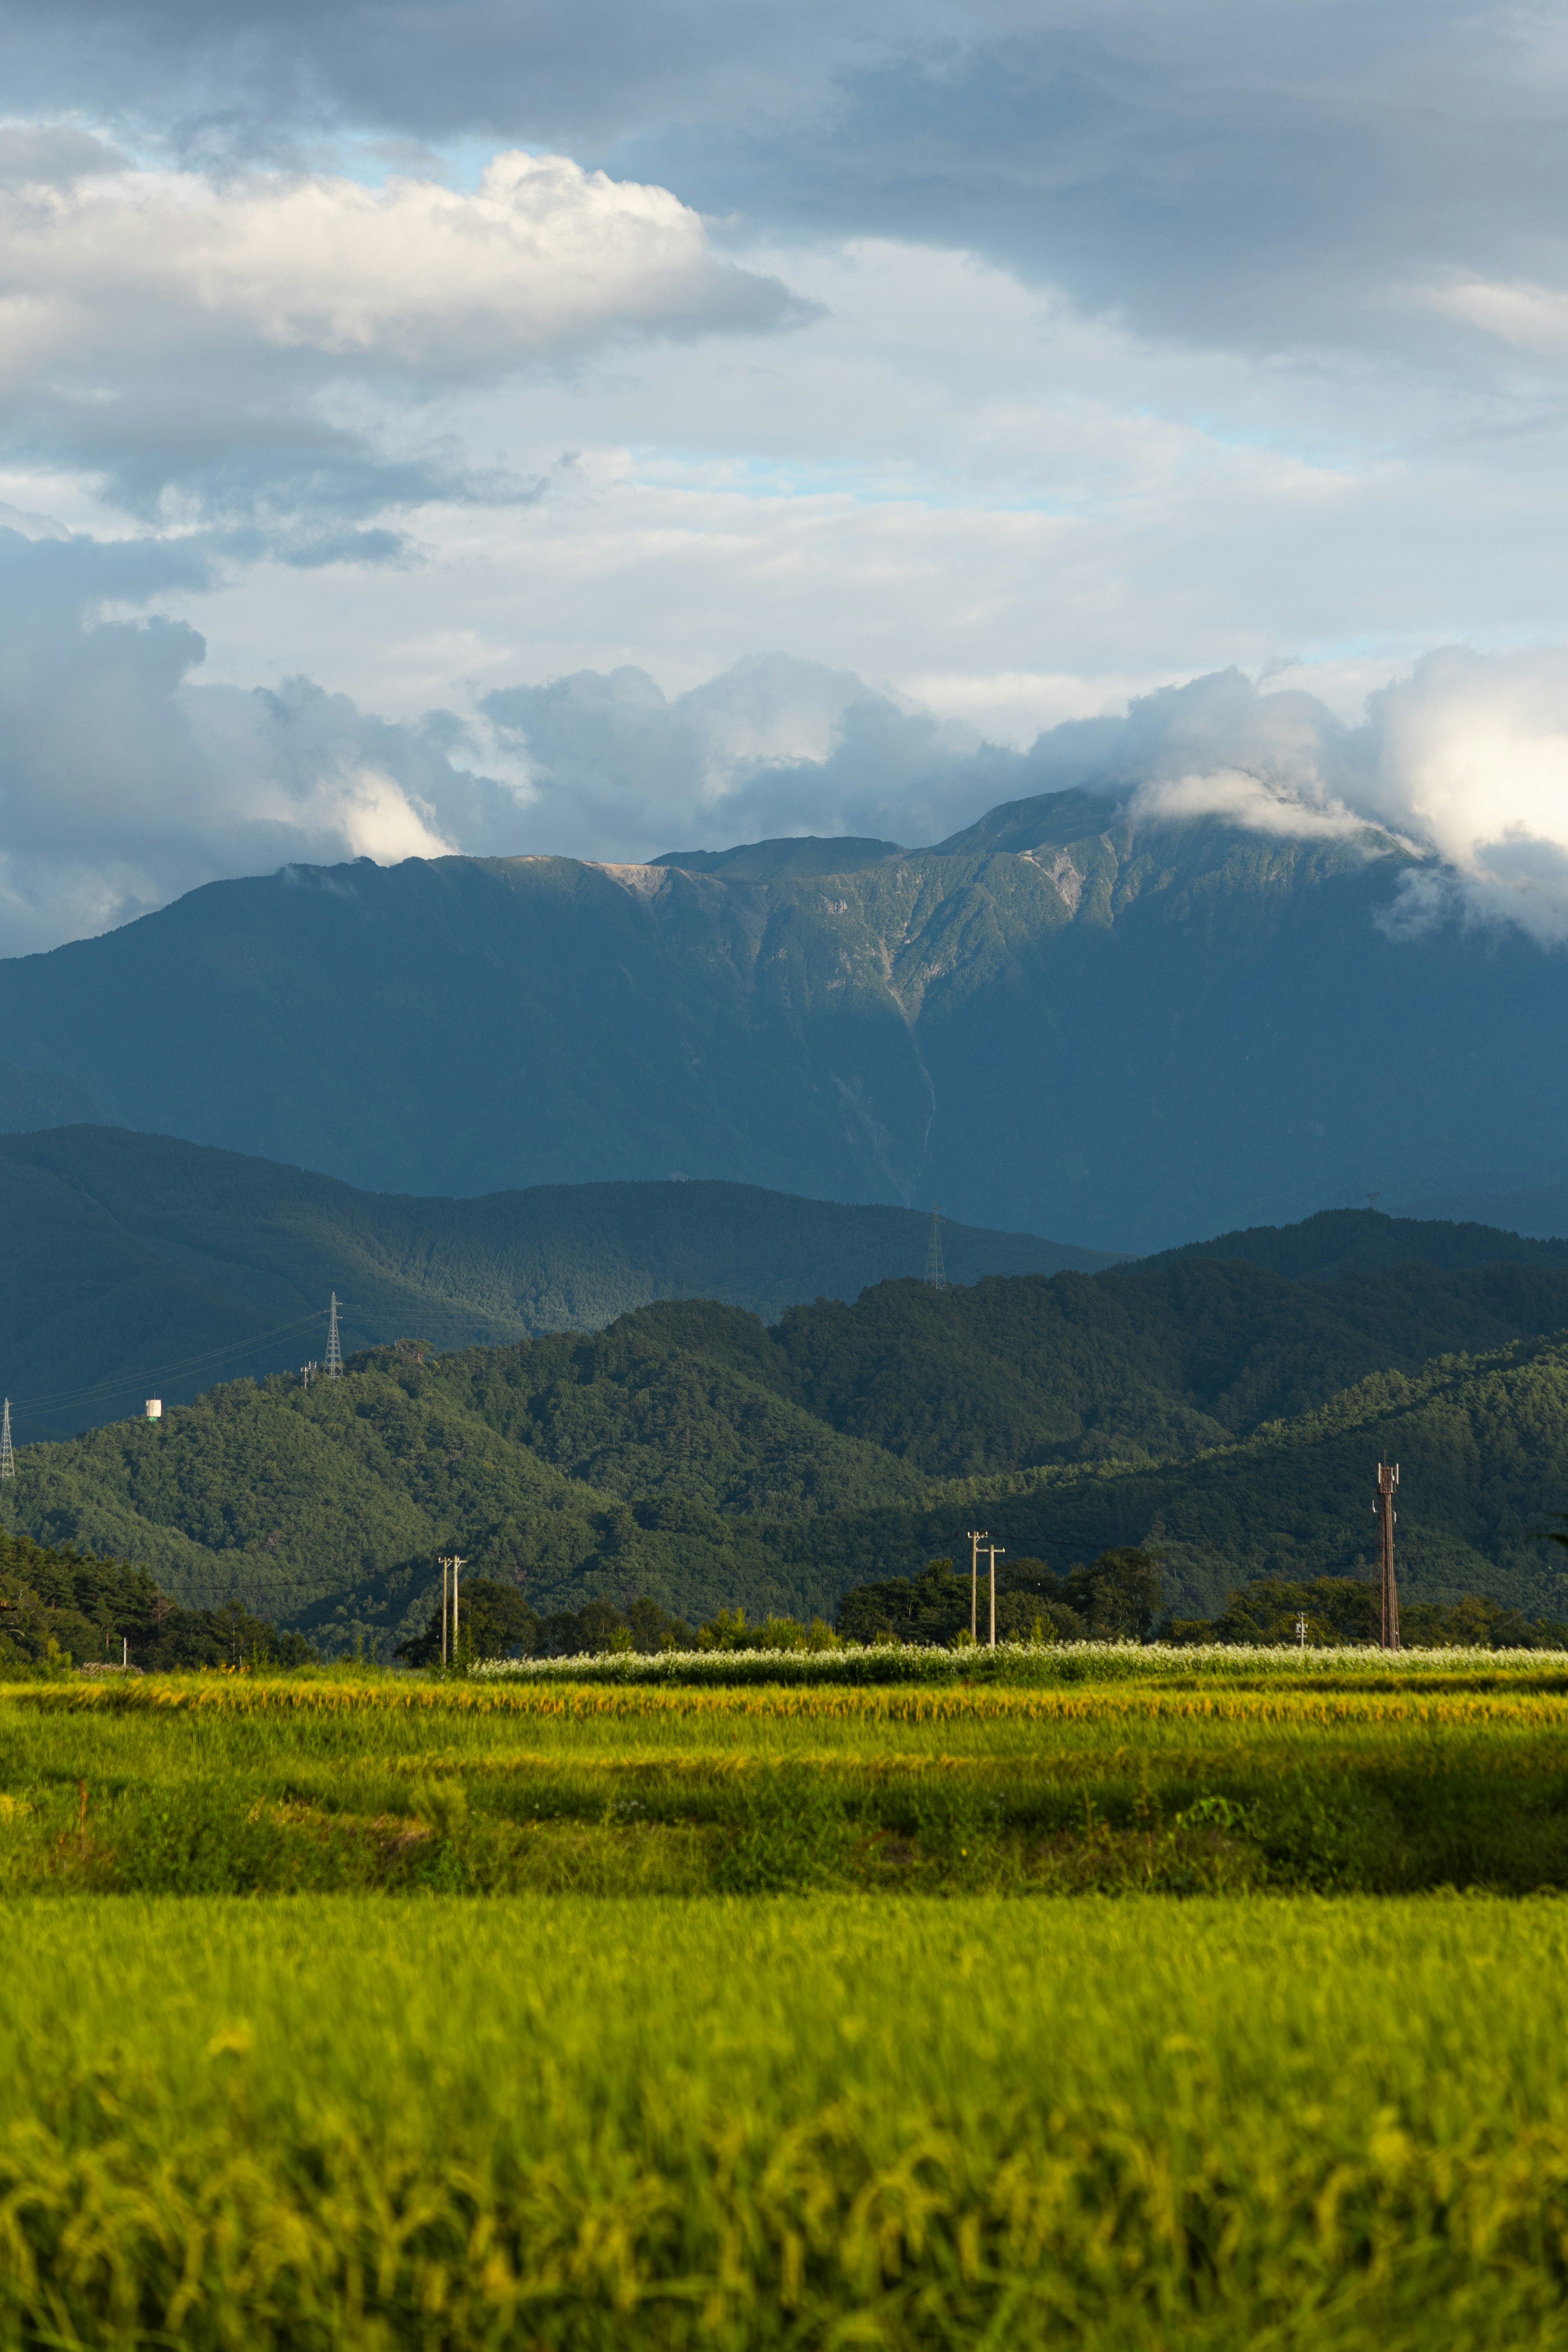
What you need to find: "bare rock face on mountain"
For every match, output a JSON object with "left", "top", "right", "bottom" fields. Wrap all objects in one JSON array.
[{"left": 0, "top": 787, "right": 1562, "bottom": 1252}]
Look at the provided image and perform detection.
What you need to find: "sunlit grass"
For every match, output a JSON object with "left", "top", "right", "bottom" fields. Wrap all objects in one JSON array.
[
  {"left": 1, "top": 1895, "right": 1567, "bottom": 2346},
  {"left": 4, "top": 1668, "right": 1568, "bottom": 1895}
]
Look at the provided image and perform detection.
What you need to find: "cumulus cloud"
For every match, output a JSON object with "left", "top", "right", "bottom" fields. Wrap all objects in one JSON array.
[
  {"left": 1018, "top": 655, "right": 1568, "bottom": 943},
  {"left": 484, "top": 648, "right": 1568, "bottom": 945},
  {"left": 480, "top": 653, "right": 1007, "bottom": 858},
  {"left": 1359, "top": 649, "right": 1568, "bottom": 938},
  {"left": 0, "top": 525, "right": 526, "bottom": 953},
  {"left": 0, "top": 136, "right": 806, "bottom": 521},
  {"left": 8, "top": 499, "right": 1568, "bottom": 963},
  {"left": 0, "top": 146, "right": 803, "bottom": 381}
]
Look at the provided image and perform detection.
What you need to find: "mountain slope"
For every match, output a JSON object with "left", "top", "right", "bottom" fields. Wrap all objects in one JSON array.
[
  {"left": 2, "top": 793, "right": 1566, "bottom": 1249},
  {"left": 1150, "top": 1207, "right": 1568, "bottom": 1281},
  {"left": 773, "top": 1336, "right": 1568, "bottom": 1625},
  {"left": 0, "top": 1127, "right": 1110, "bottom": 1438},
  {"left": 9, "top": 1229, "right": 1568, "bottom": 1651}
]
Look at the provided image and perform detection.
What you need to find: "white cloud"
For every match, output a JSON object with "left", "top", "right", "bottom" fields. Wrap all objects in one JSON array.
[
  {"left": 1428, "top": 277, "right": 1568, "bottom": 355},
  {"left": 0, "top": 144, "right": 802, "bottom": 387},
  {"left": 1128, "top": 768, "right": 1372, "bottom": 842},
  {"left": 0, "top": 532, "right": 523, "bottom": 953},
  {"left": 1051, "top": 655, "right": 1568, "bottom": 944},
  {"left": 9, "top": 517, "right": 1568, "bottom": 962},
  {"left": 478, "top": 647, "right": 1568, "bottom": 948},
  {"left": 481, "top": 651, "right": 990, "bottom": 855},
  {"left": 1360, "top": 648, "right": 1568, "bottom": 939}
]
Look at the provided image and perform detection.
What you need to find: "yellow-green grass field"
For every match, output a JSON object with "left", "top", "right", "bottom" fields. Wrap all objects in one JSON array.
[
  {"left": 4, "top": 1668, "right": 1568, "bottom": 1893},
  {"left": 5, "top": 1665, "right": 1568, "bottom": 2346},
  {"left": 1, "top": 1895, "right": 1568, "bottom": 2348}
]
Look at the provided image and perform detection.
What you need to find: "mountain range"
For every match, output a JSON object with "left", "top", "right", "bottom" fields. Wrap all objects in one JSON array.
[
  {"left": 7, "top": 1209, "right": 1568, "bottom": 1652},
  {"left": 0, "top": 1126, "right": 1111, "bottom": 1439},
  {"left": 3, "top": 789, "right": 1566, "bottom": 1250}
]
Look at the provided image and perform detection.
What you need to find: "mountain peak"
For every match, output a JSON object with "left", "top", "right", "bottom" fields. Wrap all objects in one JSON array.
[{"left": 649, "top": 836, "right": 906, "bottom": 881}]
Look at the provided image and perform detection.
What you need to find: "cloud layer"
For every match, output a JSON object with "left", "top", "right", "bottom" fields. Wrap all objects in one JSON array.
[
  {"left": 4, "top": 0, "right": 1565, "bottom": 365},
  {"left": 0, "top": 526, "right": 526, "bottom": 953},
  {"left": 6, "top": 508, "right": 1568, "bottom": 963}
]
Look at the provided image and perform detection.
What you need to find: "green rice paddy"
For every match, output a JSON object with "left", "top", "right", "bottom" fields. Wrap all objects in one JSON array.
[{"left": 2, "top": 1663, "right": 1566, "bottom": 2343}]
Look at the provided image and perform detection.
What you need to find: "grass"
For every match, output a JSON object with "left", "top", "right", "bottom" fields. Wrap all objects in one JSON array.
[
  {"left": 2, "top": 1894, "right": 1568, "bottom": 2347},
  {"left": 7, "top": 1664, "right": 1568, "bottom": 2346},
  {"left": 6, "top": 1669, "right": 1568, "bottom": 1894},
  {"left": 474, "top": 1639, "right": 1568, "bottom": 1684}
]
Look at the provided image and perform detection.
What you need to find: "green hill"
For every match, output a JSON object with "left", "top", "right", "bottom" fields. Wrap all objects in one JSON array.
[
  {"left": 8, "top": 1229, "right": 1568, "bottom": 1653},
  {"left": 0, "top": 1126, "right": 1114, "bottom": 1439},
  {"left": 1151, "top": 1207, "right": 1568, "bottom": 1281},
  {"left": 768, "top": 1336, "right": 1568, "bottom": 1626}
]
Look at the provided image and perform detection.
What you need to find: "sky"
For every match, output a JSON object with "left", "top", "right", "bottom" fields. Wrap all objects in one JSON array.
[{"left": 2, "top": 0, "right": 1568, "bottom": 951}]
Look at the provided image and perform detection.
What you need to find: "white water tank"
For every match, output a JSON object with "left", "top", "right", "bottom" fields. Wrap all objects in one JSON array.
[{"left": 145, "top": 1399, "right": 162, "bottom": 1419}]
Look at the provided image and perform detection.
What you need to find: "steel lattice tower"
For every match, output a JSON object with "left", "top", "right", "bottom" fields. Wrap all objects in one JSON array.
[
  {"left": 924, "top": 1205, "right": 947, "bottom": 1289},
  {"left": 325, "top": 1293, "right": 344, "bottom": 1379},
  {"left": 0, "top": 1399, "right": 13, "bottom": 1479}
]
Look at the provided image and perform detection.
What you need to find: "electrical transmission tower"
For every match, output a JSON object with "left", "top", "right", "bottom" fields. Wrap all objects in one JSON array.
[
  {"left": 325, "top": 1293, "right": 344, "bottom": 1379},
  {"left": 0, "top": 1399, "right": 13, "bottom": 1480},
  {"left": 1375, "top": 1458, "right": 1401, "bottom": 1650},
  {"left": 924, "top": 1205, "right": 947, "bottom": 1289}
]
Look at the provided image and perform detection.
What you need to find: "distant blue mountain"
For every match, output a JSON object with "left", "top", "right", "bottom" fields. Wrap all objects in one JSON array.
[
  {"left": 0, "top": 790, "right": 1563, "bottom": 1251},
  {"left": 0, "top": 1126, "right": 1110, "bottom": 1437}
]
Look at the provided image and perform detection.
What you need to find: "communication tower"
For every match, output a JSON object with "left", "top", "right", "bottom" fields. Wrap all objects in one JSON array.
[
  {"left": 924, "top": 1205, "right": 947, "bottom": 1289},
  {"left": 1375, "top": 1459, "right": 1401, "bottom": 1650}
]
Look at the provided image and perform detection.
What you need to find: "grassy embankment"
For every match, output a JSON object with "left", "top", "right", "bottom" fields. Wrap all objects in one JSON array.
[
  {"left": 7, "top": 1661, "right": 1568, "bottom": 1895},
  {"left": 2, "top": 1895, "right": 1568, "bottom": 2348}
]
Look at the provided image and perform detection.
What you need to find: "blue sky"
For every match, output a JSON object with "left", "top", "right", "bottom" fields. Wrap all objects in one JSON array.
[{"left": 0, "top": 0, "right": 1566, "bottom": 949}]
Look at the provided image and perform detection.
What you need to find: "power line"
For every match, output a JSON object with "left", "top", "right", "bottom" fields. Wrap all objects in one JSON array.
[{"left": 9, "top": 1310, "right": 328, "bottom": 1417}]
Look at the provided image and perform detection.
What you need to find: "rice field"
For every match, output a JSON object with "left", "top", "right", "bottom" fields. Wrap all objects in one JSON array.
[
  {"left": 1, "top": 1894, "right": 1567, "bottom": 2348},
  {"left": 4, "top": 1665, "right": 1568, "bottom": 1893},
  {"left": 4, "top": 1662, "right": 1568, "bottom": 2341}
]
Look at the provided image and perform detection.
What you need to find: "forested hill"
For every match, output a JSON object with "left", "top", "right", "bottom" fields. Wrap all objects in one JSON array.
[
  {"left": 1152, "top": 1207, "right": 1568, "bottom": 1282},
  {"left": 0, "top": 1126, "right": 1109, "bottom": 1438},
  {"left": 7, "top": 1235, "right": 1568, "bottom": 1654},
  {"left": 3, "top": 791, "right": 1568, "bottom": 1250}
]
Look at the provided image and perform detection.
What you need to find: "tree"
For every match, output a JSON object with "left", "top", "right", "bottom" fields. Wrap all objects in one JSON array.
[
  {"left": 626, "top": 1595, "right": 692, "bottom": 1652},
  {"left": 836, "top": 1558, "right": 968, "bottom": 1644},
  {"left": 995, "top": 1591, "right": 1085, "bottom": 1643},
  {"left": 535, "top": 1598, "right": 633, "bottom": 1656},
  {"left": 1189, "top": 1575, "right": 1375, "bottom": 1647},
  {"left": 396, "top": 1577, "right": 540, "bottom": 1666},
  {"left": 1065, "top": 1549, "right": 1165, "bottom": 1639}
]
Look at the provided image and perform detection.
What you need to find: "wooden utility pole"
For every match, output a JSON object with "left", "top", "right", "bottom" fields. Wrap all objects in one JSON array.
[
  {"left": 988, "top": 1543, "right": 1005, "bottom": 1648},
  {"left": 967, "top": 1530, "right": 989, "bottom": 1642},
  {"left": 438, "top": 1554, "right": 466, "bottom": 1664},
  {"left": 1375, "top": 1462, "right": 1400, "bottom": 1651}
]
